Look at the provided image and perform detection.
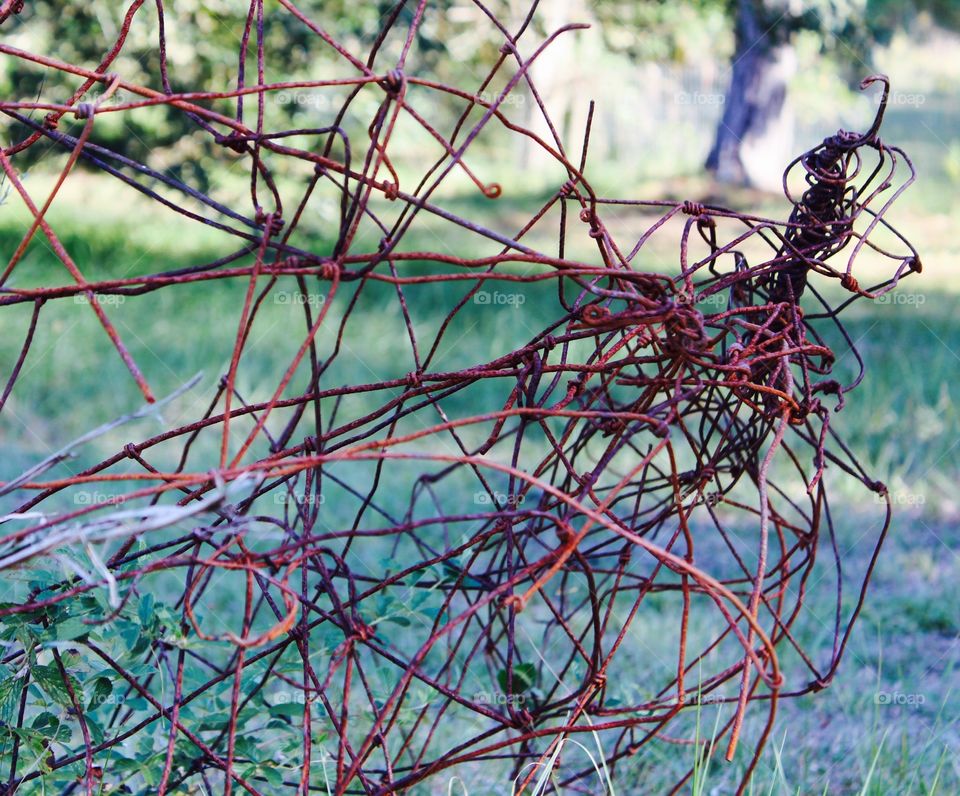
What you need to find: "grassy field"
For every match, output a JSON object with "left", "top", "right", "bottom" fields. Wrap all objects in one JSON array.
[{"left": 1, "top": 101, "right": 958, "bottom": 793}]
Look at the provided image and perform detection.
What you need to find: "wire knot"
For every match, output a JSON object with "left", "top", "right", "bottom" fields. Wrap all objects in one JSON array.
[
  {"left": 216, "top": 132, "right": 248, "bottom": 153},
  {"left": 840, "top": 273, "right": 859, "bottom": 292},
  {"left": 381, "top": 69, "right": 406, "bottom": 95},
  {"left": 318, "top": 262, "right": 339, "bottom": 281}
]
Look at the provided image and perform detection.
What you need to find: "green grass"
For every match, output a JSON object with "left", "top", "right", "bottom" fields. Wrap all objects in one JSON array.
[
  {"left": 3, "top": 20, "right": 960, "bottom": 790},
  {"left": 1, "top": 165, "right": 958, "bottom": 794}
]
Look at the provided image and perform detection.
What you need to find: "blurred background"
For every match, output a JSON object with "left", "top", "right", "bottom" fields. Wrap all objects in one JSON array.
[{"left": 1, "top": 0, "right": 958, "bottom": 792}]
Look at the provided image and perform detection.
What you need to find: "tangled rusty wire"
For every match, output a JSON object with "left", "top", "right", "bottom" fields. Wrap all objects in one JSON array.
[{"left": 0, "top": 2, "right": 921, "bottom": 794}]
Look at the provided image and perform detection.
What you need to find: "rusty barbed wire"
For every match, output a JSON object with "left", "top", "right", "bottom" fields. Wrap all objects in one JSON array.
[{"left": 0, "top": 2, "right": 920, "bottom": 795}]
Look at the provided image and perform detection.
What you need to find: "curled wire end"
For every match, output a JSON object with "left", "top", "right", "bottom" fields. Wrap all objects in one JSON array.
[
  {"left": 857, "top": 74, "right": 890, "bottom": 144},
  {"left": 859, "top": 73, "right": 890, "bottom": 93},
  {"left": 483, "top": 183, "right": 502, "bottom": 199},
  {"left": 579, "top": 304, "right": 611, "bottom": 326},
  {"left": 502, "top": 594, "right": 526, "bottom": 612}
]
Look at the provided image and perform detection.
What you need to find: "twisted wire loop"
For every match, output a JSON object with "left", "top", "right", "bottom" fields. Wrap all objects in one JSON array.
[{"left": 0, "top": 4, "right": 920, "bottom": 795}]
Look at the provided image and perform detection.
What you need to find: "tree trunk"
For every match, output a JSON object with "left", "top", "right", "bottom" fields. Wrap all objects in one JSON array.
[{"left": 706, "top": 0, "right": 796, "bottom": 190}]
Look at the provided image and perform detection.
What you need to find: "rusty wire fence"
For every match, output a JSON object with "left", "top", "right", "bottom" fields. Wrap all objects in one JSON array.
[{"left": 0, "top": 2, "right": 921, "bottom": 794}]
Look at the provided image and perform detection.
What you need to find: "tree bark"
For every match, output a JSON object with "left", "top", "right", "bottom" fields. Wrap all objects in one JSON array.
[{"left": 706, "top": 0, "right": 796, "bottom": 190}]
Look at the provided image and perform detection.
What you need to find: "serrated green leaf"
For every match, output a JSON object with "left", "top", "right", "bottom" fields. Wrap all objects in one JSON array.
[
  {"left": 0, "top": 666, "right": 24, "bottom": 723},
  {"left": 138, "top": 593, "right": 156, "bottom": 627},
  {"left": 42, "top": 617, "right": 90, "bottom": 642},
  {"left": 497, "top": 662, "right": 537, "bottom": 695},
  {"left": 30, "top": 664, "right": 76, "bottom": 707},
  {"left": 244, "top": 764, "right": 284, "bottom": 787},
  {"left": 233, "top": 735, "right": 258, "bottom": 758},
  {"left": 87, "top": 676, "right": 113, "bottom": 712},
  {"left": 31, "top": 711, "right": 58, "bottom": 729},
  {"left": 84, "top": 714, "right": 105, "bottom": 745},
  {"left": 124, "top": 696, "right": 150, "bottom": 712},
  {"left": 268, "top": 700, "right": 305, "bottom": 719}
]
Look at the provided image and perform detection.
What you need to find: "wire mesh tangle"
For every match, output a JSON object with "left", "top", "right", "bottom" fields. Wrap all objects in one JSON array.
[{"left": 0, "top": 2, "right": 921, "bottom": 795}]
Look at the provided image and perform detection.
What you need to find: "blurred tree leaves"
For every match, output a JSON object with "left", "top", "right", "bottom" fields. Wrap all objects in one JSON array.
[
  {"left": 2, "top": 1, "right": 953, "bottom": 188},
  {"left": 594, "top": 0, "right": 959, "bottom": 72},
  {"left": 0, "top": 0, "right": 483, "bottom": 181}
]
